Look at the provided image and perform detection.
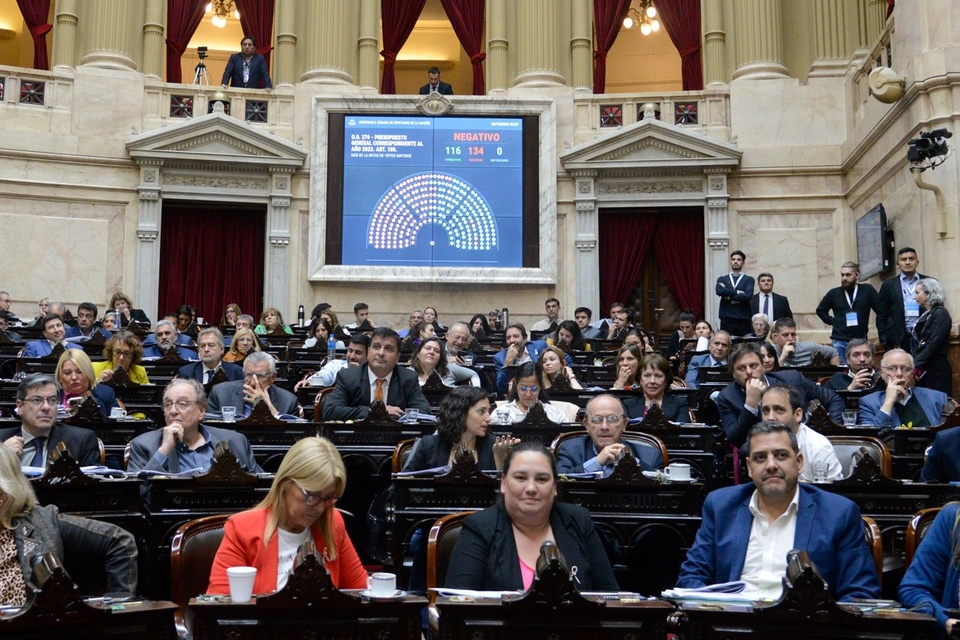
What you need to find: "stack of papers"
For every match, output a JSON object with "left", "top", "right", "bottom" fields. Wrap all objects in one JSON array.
[{"left": 662, "top": 581, "right": 759, "bottom": 602}]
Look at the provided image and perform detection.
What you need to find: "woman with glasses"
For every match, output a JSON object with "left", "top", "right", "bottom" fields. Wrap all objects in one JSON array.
[
  {"left": 223, "top": 328, "right": 261, "bottom": 364},
  {"left": 208, "top": 437, "right": 367, "bottom": 595},
  {"left": 501, "top": 362, "right": 567, "bottom": 424},
  {"left": 622, "top": 354, "right": 690, "bottom": 423},
  {"left": 93, "top": 330, "right": 149, "bottom": 384}
]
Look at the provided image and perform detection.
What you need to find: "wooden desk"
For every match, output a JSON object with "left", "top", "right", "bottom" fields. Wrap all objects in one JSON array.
[{"left": 208, "top": 419, "right": 319, "bottom": 471}]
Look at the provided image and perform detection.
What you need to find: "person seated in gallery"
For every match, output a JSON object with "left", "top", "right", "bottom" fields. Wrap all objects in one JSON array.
[
  {"left": 20, "top": 314, "right": 82, "bottom": 358},
  {"left": 769, "top": 317, "right": 839, "bottom": 368},
  {"left": 665, "top": 311, "right": 697, "bottom": 360},
  {"left": 108, "top": 292, "right": 151, "bottom": 329},
  {"left": 177, "top": 328, "right": 244, "bottom": 386},
  {"left": 0, "top": 314, "right": 21, "bottom": 342},
  {"left": 407, "top": 337, "right": 480, "bottom": 387},
  {"left": 297, "top": 333, "right": 368, "bottom": 389},
  {"left": 206, "top": 352, "right": 299, "bottom": 418},
  {"left": 220, "top": 303, "right": 242, "bottom": 330},
  {"left": 142, "top": 320, "right": 197, "bottom": 360},
  {"left": 858, "top": 348, "right": 949, "bottom": 429},
  {"left": 623, "top": 354, "right": 690, "bottom": 423},
  {"left": 555, "top": 320, "right": 588, "bottom": 353},
  {"left": 64, "top": 302, "right": 112, "bottom": 341},
  {"left": 898, "top": 501, "right": 960, "bottom": 636},
  {"left": 399, "top": 321, "right": 435, "bottom": 353},
  {"left": 684, "top": 331, "right": 731, "bottom": 389},
  {"left": 303, "top": 316, "right": 344, "bottom": 350},
  {"left": 253, "top": 307, "right": 293, "bottom": 336},
  {"left": 823, "top": 338, "right": 879, "bottom": 392},
  {"left": 93, "top": 330, "right": 150, "bottom": 385},
  {"left": 176, "top": 304, "right": 200, "bottom": 339},
  {"left": 759, "top": 342, "right": 780, "bottom": 373},
  {"left": 499, "top": 362, "right": 567, "bottom": 424},
  {"left": 538, "top": 346, "right": 583, "bottom": 391},
  {"left": 610, "top": 344, "right": 644, "bottom": 391},
  {"left": 55, "top": 350, "right": 120, "bottom": 416}
]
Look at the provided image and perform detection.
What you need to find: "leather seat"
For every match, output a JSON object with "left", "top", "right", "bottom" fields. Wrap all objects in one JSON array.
[{"left": 169, "top": 513, "right": 230, "bottom": 637}]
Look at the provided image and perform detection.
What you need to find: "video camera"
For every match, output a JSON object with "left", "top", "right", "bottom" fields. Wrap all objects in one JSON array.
[
  {"left": 908, "top": 128, "right": 952, "bottom": 162},
  {"left": 197, "top": 46, "right": 208, "bottom": 60}
]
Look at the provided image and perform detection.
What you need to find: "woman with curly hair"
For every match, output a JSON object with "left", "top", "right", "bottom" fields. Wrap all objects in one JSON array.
[{"left": 408, "top": 337, "right": 479, "bottom": 387}]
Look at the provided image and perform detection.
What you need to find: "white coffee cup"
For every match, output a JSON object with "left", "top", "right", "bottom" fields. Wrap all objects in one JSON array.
[
  {"left": 226, "top": 566, "right": 257, "bottom": 603},
  {"left": 367, "top": 571, "right": 396, "bottom": 597},
  {"left": 110, "top": 407, "right": 127, "bottom": 420},
  {"left": 221, "top": 406, "right": 237, "bottom": 423},
  {"left": 663, "top": 462, "right": 691, "bottom": 481}
]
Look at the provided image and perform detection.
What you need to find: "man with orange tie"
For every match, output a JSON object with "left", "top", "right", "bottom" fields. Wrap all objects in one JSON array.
[{"left": 322, "top": 327, "right": 432, "bottom": 421}]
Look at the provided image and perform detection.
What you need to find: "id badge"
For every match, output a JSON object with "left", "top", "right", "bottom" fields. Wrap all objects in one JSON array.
[
  {"left": 845, "top": 312, "right": 859, "bottom": 327},
  {"left": 905, "top": 301, "right": 920, "bottom": 318}
]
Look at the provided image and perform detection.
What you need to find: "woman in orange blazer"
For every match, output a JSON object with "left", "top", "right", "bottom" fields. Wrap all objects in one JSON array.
[{"left": 207, "top": 438, "right": 367, "bottom": 595}]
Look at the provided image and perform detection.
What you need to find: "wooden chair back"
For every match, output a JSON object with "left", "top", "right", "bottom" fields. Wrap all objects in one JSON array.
[
  {"left": 169, "top": 513, "right": 231, "bottom": 637},
  {"left": 905, "top": 507, "right": 943, "bottom": 569}
]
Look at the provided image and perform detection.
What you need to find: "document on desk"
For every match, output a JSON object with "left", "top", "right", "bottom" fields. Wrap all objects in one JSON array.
[
  {"left": 662, "top": 581, "right": 759, "bottom": 602},
  {"left": 431, "top": 588, "right": 520, "bottom": 599}
]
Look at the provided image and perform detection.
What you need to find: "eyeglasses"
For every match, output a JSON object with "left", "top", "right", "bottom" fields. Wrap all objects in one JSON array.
[
  {"left": 298, "top": 486, "right": 337, "bottom": 507},
  {"left": 22, "top": 396, "right": 58, "bottom": 407},
  {"left": 244, "top": 372, "right": 271, "bottom": 380},
  {"left": 882, "top": 365, "right": 912, "bottom": 374},
  {"left": 518, "top": 384, "right": 539, "bottom": 393},
  {"left": 162, "top": 400, "right": 199, "bottom": 411},
  {"left": 114, "top": 350, "right": 134, "bottom": 358},
  {"left": 588, "top": 414, "right": 625, "bottom": 425}
]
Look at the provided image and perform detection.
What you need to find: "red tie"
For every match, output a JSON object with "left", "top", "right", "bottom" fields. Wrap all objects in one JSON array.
[{"left": 375, "top": 378, "right": 385, "bottom": 403}]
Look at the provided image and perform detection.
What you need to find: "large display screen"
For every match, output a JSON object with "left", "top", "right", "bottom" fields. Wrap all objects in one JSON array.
[{"left": 337, "top": 115, "right": 526, "bottom": 268}]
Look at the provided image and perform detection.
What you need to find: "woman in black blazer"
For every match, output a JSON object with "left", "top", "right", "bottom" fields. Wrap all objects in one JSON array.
[
  {"left": 913, "top": 278, "right": 953, "bottom": 396},
  {"left": 622, "top": 354, "right": 690, "bottom": 423}
]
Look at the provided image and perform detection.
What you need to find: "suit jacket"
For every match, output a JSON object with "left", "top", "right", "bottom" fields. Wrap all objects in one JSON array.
[
  {"left": 912, "top": 304, "right": 953, "bottom": 396},
  {"left": 142, "top": 345, "right": 197, "bottom": 360},
  {"left": 877, "top": 273, "right": 927, "bottom": 350},
  {"left": 221, "top": 52, "right": 272, "bottom": 88},
  {"left": 623, "top": 394, "right": 689, "bottom": 423},
  {"left": 684, "top": 354, "right": 727, "bottom": 389},
  {"left": 61, "top": 384, "right": 120, "bottom": 416},
  {"left": 207, "top": 507, "right": 367, "bottom": 595},
  {"left": 858, "top": 386, "right": 948, "bottom": 428},
  {"left": 750, "top": 291, "right": 793, "bottom": 321},
  {"left": 815, "top": 284, "right": 879, "bottom": 341},
  {"left": 556, "top": 435, "right": 662, "bottom": 475},
  {"left": 322, "top": 363, "right": 432, "bottom": 421},
  {"left": 445, "top": 502, "right": 619, "bottom": 591},
  {"left": 716, "top": 370, "right": 844, "bottom": 447},
  {"left": 493, "top": 340, "right": 558, "bottom": 393},
  {"left": 126, "top": 424, "right": 262, "bottom": 474},
  {"left": 21, "top": 340, "right": 81, "bottom": 358},
  {"left": 716, "top": 273, "right": 755, "bottom": 321},
  {"left": 65, "top": 325, "right": 112, "bottom": 340},
  {"left": 677, "top": 483, "right": 880, "bottom": 602},
  {"left": 419, "top": 81, "right": 454, "bottom": 95},
  {"left": 116, "top": 308, "right": 150, "bottom": 328},
  {"left": 919, "top": 426, "right": 960, "bottom": 482},
  {"left": 206, "top": 380, "right": 299, "bottom": 417},
  {"left": 0, "top": 423, "right": 99, "bottom": 467},
  {"left": 177, "top": 361, "right": 244, "bottom": 385},
  {"left": 402, "top": 434, "right": 498, "bottom": 472}
]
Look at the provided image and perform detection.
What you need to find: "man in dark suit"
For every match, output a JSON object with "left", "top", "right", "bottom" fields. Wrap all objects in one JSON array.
[
  {"left": 677, "top": 422, "right": 880, "bottom": 602},
  {"left": 322, "top": 327, "right": 432, "bottom": 421},
  {"left": 557, "top": 395, "right": 662, "bottom": 475},
  {"left": 716, "top": 250, "right": 755, "bottom": 337},
  {"left": 127, "top": 379, "right": 261, "bottom": 474},
  {"left": 206, "top": 351, "right": 299, "bottom": 418},
  {"left": 920, "top": 424, "right": 960, "bottom": 483},
  {"left": 142, "top": 320, "right": 197, "bottom": 360},
  {"left": 65, "top": 302, "right": 112, "bottom": 341},
  {"left": 21, "top": 314, "right": 82, "bottom": 358},
  {"left": 858, "top": 348, "right": 948, "bottom": 429},
  {"left": 177, "top": 328, "right": 243, "bottom": 386},
  {"left": 815, "top": 261, "right": 879, "bottom": 364},
  {"left": 824, "top": 338, "right": 880, "bottom": 392},
  {"left": 220, "top": 36, "right": 272, "bottom": 89},
  {"left": 877, "top": 247, "right": 927, "bottom": 353},
  {"left": 750, "top": 272, "right": 793, "bottom": 322},
  {"left": 418, "top": 66, "right": 453, "bottom": 95},
  {"left": 0, "top": 374, "right": 99, "bottom": 468},
  {"left": 684, "top": 330, "right": 731, "bottom": 389},
  {"left": 715, "top": 342, "right": 844, "bottom": 447}
]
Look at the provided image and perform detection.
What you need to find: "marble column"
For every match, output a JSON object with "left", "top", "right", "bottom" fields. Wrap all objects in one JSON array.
[
  {"left": 274, "top": 0, "right": 297, "bottom": 86},
  {"left": 79, "top": 0, "right": 139, "bottom": 70},
  {"left": 569, "top": 0, "right": 592, "bottom": 91},
  {"left": 573, "top": 173, "right": 600, "bottom": 311},
  {"left": 864, "top": 0, "right": 887, "bottom": 45},
  {"left": 265, "top": 171, "right": 295, "bottom": 315},
  {"left": 134, "top": 161, "right": 163, "bottom": 324},
  {"left": 142, "top": 0, "right": 164, "bottom": 78},
  {"left": 357, "top": 0, "right": 379, "bottom": 91},
  {"left": 299, "top": 0, "right": 353, "bottom": 84},
  {"left": 702, "top": 0, "right": 727, "bottom": 86},
  {"left": 731, "top": 0, "right": 788, "bottom": 80},
  {"left": 704, "top": 171, "right": 731, "bottom": 324},
  {"left": 487, "top": 0, "right": 509, "bottom": 92},
  {"left": 809, "top": 0, "right": 850, "bottom": 77},
  {"left": 51, "top": 0, "right": 79, "bottom": 70},
  {"left": 514, "top": 0, "right": 565, "bottom": 87}
]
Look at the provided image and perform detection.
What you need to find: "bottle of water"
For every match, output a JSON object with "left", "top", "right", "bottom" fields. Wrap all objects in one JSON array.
[{"left": 327, "top": 334, "right": 337, "bottom": 361}]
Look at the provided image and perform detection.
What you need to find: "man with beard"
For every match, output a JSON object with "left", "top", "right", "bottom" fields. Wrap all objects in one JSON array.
[
  {"left": 815, "top": 261, "right": 879, "bottom": 364},
  {"left": 142, "top": 320, "right": 197, "bottom": 359},
  {"left": 676, "top": 422, "right": 879, "bottom": 602}
]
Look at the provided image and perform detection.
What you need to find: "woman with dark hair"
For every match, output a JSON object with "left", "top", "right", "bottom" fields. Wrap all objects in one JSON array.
[
  {"left": 408, "top": 337, "right": 479, "bottom": 387},
  {"left": 611, "top": 344, "right": 644, "bottom": 390},
  {"left": 502, "top": 362, "right": 567, "bottom": 423},
  {"left": 623, "top": 328, "right": 655, "bottom": 354},
  {"left": 423, "top": 306, "right": 446, "bottom": 334},
  {"left": 304, "top": 317, "right": 344, "bottom": 350},
  {"left": 220, "top": 303, "right": 242, "bottom": 328},
  {"left": 400, "top": 321, "right": 436, "bottom": 352},
  {"left": 445, "top": 441, "right": 618, "bottom": 591},
  {"left": 469, "top": 314, "right": 490, "bottom": 340},
  {"left": 666, "top": 311, "right": 698, "bottom": 360},
  {"left": 759, "top": 342, "right": 780, "bottom": 373},
  {"left": 176, "top": 304, "right": 199, "bottom": 338},
  {"left": 912, "top": 278, "right": 953, "bottom": 396},
  {"left": 555, "top": 320, "right": 587, "bottom": 352},
  {"left": 623, "top": 354, "right": 690, "bottom": 422}
]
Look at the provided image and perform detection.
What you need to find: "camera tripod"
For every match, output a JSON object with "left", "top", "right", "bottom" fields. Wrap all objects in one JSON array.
[{"left": 193, "top": 60, "right": 209, "bottom": 86}]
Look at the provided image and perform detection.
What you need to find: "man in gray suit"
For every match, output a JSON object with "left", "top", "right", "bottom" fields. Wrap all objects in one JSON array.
[
  {"left": 127, "top": 379, "right": 261, "bottom": 474},
  {"left": 206, "top": 351, "right": 299, "bottom": 418}
]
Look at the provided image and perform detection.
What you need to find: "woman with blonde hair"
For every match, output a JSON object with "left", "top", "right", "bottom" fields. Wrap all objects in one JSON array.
[
  {"left": 93, "top": 330, "right": 149, "bottom": 384},
  {"left": 538, "top": 345, "right": 582, "bottom": 390},
  {"left": 55, "top": 350, "right": 119, "bottom": 415},
  {"left": 223, "top": 327, "right": 261, "bottom": 364},
  {"left": 207, "top": 437, "right": 367, "bottom": 594}
]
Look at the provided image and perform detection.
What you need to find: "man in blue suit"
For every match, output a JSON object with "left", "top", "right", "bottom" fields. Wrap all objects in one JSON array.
[
  {"left": 142, "top": 320, "right": 197, "bottom": 360},
  {"left": 677, "top": 422, "right": 880, "bottom": 602},
  {"left": 715, "top": 342, "right": 844, "bottom": 447},
  {"left": 684, "top": 330, "right": 731, "bottom": 389},
  {"left": 859, "top": 348, "right": 948, "bottom": 429},
  {"left": 21, "top": 315, "right": 82, "bottom": 357},
  {"left": 65, "top": 302, "right": 112, "bottom": 341},
  {"left": 494, "top": 323, "right": 551, "bottom": 394},
  {"left": 220, "top": 37, "right": 272, "bottom": 89},
  {"left": 557, "top": 395, "right": 663, "bottom": 476},
  {"left": 716, "top": 250, "right": 755, "bottom": 337},
  {"left": 177, "top": 328, "right": 243, "bottom": 386}
]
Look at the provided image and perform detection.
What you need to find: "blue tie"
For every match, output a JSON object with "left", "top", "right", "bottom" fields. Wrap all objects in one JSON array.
[{"left": 30, "top": 437, "right": 47, "bottom": 468}]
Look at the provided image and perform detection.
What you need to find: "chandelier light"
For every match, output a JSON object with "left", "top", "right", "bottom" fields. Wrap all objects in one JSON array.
[
  {"left": 206, "top": 0, "right": 240, "bottom": 29},
  {"left": 622, "top": 0, "right": 660, "bottom": 36}
]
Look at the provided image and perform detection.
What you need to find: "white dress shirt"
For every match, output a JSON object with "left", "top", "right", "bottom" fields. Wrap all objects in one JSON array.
[{"left": 740, "top": 487, "right": 800, "bottom": 600}]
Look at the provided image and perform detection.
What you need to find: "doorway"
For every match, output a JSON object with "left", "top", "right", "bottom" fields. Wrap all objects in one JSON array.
[{"left": 158, "top": 201, "right": 266, "bottom": 325}]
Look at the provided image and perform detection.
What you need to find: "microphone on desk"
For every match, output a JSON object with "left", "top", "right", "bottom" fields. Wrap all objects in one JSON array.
[{"left": 536, "top": 540, "right": 568, "bottom": 574}]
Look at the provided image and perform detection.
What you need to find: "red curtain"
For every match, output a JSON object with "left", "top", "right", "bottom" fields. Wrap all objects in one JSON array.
[
  {"left": 380, "top": 0, "right": 427, "bottom": 94},
  {"left": 440, "top": 0, "right": 485, "bottom": 95},
  {"left": 656, "top": 0, "right": 703, "bottom": 91},
  {"left": 598, "top": 211, "right": 657, "bottom": 313},
  {"left": 652, "top": 213, "right": 704, "bottom": 319},
  {"left": 158, "top": 205, "right": 266, "bottom": 325},
  {"left": 16, "top": 0, "right": 52, "bottom": 70},
  {"left": 887, "top": 0, "right": 895, "bottom": 18},
  {"left": 592, "top": 0, "right": 631, "bottom": 93},
  {"left": 165, "top": 0, "right": 206, "bottom": 84},
  {"left": 236, "top": 0, "right": 275, "bottom": 68}
]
